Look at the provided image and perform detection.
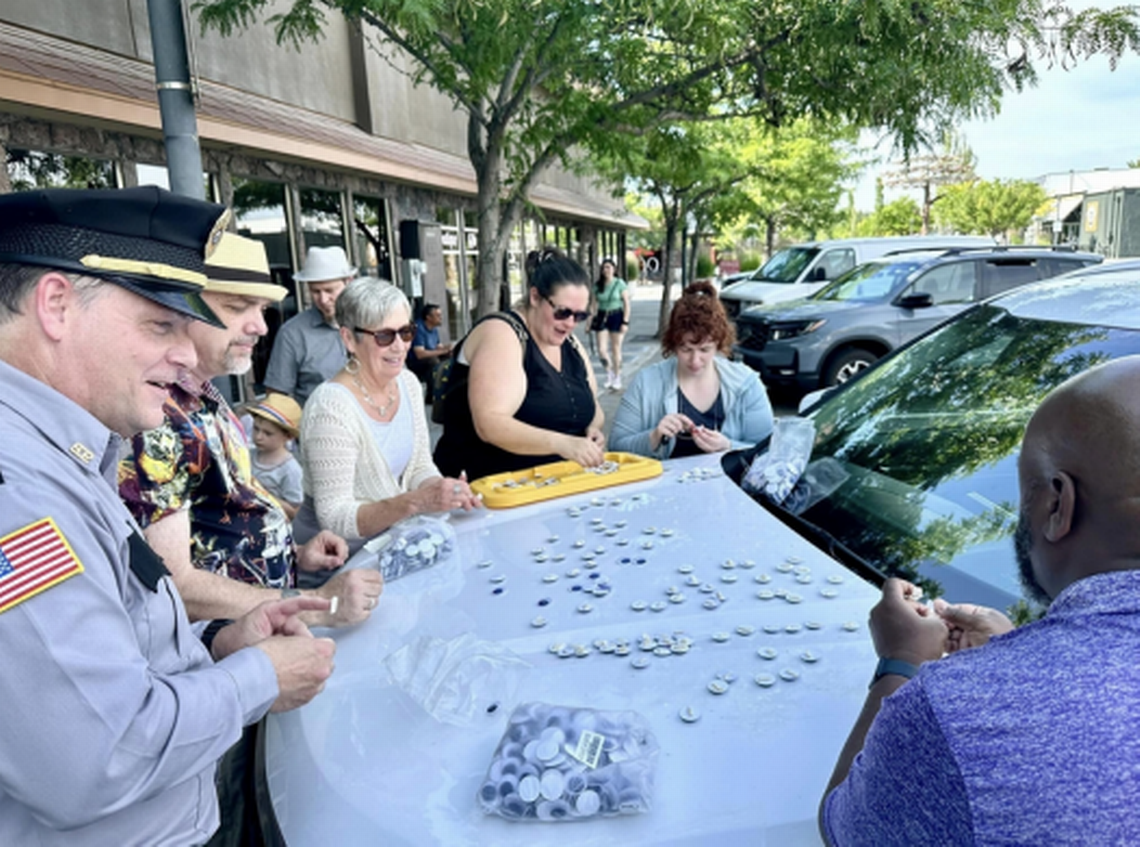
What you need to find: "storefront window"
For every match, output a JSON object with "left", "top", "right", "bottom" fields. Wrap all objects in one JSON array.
[
  {"left": 6, "top": 148, "right": 116, "bottom": 190},
  {"left": 351, "top": 196, "right": 393, "bottom": 282},
  {"left": 232, "top": 177, "right": 293, "bottom": 389},
  {"left": 299, "top": 187, "right": 346, "bottom": 254}
]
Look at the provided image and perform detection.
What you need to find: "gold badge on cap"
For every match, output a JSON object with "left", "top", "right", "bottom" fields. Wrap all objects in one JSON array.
[
  {"left": 69, "top": 443, "right": 95, "bottom": 464},
  {"left": 204, "top": 209, "right": 233, "bottom": 260}
]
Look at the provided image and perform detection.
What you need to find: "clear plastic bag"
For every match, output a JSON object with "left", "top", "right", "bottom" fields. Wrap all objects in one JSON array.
[
  {"left": 782, "top": 457, "right": 850, "bottom": 515},
  {"left": 477, "top": 702, "right": 658, "bottom": 822},
  {"left": 742, "top": 416, "right": 817, "bottom": 505},
  {"left": 383, "top": 633, "right": 529, "bottom": 727},
  {"left": 357, "top": 514, "right": 456, "bottom": 582}
]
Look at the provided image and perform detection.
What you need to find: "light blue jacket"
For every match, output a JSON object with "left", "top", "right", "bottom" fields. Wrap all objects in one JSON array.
[{"left": 609, "top": 356, "right": 774, "bottom": 458}]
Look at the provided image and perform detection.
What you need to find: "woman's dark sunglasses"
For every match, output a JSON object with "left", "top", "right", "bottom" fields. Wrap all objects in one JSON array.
[
  {"left": 355, "top": 324, "right": 415, "bottom": 346},
  {"left": 543, "top": 295, "right": 591, "bottom": 323}
]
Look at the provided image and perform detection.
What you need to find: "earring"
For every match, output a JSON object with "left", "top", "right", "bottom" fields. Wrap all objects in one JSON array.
[{"left": 345, "top": 354, "right": 360, "bottom": 375}]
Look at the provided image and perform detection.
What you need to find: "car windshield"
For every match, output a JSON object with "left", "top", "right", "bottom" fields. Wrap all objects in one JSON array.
[
  {"left": 754, "top": 247, "right": 819, "bottom": 283},
  {"left": 814, "top": 260, "right": 923, "bottom": 302},
  {"left": 740, "top": 289, "right": 1140, "bottom": 614}
]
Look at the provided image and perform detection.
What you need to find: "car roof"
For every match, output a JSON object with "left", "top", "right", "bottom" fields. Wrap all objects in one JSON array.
[
  {"left": 868, "top": 246, "right": 1101, "bottom": 268},
  {"left": 990, "top": 270, "right": 1140, "bottom": 329}
]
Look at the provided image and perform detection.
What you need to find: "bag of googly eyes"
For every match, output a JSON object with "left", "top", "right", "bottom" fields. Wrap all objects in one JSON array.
[
  {"left": 357, "top": 515, "right": 456, "bottom": 582},
  {"left": 477, "top": 702, "right": 658, "bottom": 822}
]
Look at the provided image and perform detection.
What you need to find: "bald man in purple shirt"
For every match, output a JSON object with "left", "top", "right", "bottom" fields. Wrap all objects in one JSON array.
[{"left": 822, "top": 355, "right": 1140, "bottom": 846}]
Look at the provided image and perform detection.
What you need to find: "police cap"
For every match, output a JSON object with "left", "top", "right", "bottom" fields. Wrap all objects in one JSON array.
[{"left": 0, "top": 186, "right": 229, "bottom": 327}]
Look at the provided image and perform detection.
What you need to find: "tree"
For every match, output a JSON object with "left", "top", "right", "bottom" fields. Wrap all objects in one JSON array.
[
  {"left": 607, "top": 121, "right": 758, "bottom": 334},
  {"left": 736, "top": 120, "right": 858, "bottom": 255},
  {"left": 857, "top": 197, "right": 923, "bottom": 236},
  {"left": 195, "top": 0, "right": 1140, "bottom": 317},
  {"left": 934, "top": 178, "right": 1049, "bottom": 239},
  {"left": 882, "top": 133, "right": 977, "bottom": 234}
]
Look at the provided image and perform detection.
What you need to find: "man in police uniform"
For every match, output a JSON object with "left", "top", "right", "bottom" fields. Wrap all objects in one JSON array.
[{"left": 0, "top": 186, "right": 336, "bottom": 846}]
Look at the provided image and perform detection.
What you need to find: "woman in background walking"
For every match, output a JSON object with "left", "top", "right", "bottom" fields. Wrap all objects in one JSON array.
[{"left": 590, "top": 257, "right": 631, "bottom": 390}]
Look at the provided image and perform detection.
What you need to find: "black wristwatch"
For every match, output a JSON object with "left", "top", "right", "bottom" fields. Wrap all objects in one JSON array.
[{"left": 869, "top": 657, "right": 919, "bottom": 688}]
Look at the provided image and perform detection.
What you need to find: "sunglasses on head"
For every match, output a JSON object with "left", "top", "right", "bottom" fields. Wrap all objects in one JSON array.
[
  {"left": 543, "top": 295, "right": 591, "bottom": 323},
  {"left": 355, "top": 324, "right": 415, "bottom": 346}
]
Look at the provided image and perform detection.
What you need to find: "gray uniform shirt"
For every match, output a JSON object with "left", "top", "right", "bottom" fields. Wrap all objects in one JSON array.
[
  {"left": 0, "top": 361, "right": 278, "bottom": 846},
  {"left": 264, "top": 307, "right": 346, "bottom": 405}
]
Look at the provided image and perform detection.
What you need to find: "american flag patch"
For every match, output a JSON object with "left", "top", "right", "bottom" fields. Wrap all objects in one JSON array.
[{"left": 0, "top": 518, "right": 84, "bottom": 613}]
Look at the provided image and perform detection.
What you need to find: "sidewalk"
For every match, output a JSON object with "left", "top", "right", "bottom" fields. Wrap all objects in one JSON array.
[{"left": 427, "top": 284, "right": 676, "bottom": 448}]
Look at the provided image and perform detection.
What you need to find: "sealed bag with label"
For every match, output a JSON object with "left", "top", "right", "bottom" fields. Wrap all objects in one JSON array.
[
  {"left": 477, "top": 702, "right": 658, "bottom": 822},
  {"left": 355, "top": 514, "right": 456, "bottom": 582}
]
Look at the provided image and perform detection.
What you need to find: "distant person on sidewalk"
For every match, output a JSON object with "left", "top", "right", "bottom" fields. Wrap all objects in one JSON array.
[
  {"left": 610, "top": 281, "right": 773, "bottom": 458},
  {"left": 434, "top": 248, "right": 605, "bottom": 480},
  {"left": 407, "top": 302, "right": 452, "bottom": 386},
  {"left": 264, "top": 246, "right": 354, "bottom": 406},
  {"left": 589, "top": 257, "right": 631, "bottom": 390}
]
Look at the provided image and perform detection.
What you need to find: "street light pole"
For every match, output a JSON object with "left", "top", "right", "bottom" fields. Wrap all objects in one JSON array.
[{"left": 147, "top": 0, "right": 204, "bottom": 199}]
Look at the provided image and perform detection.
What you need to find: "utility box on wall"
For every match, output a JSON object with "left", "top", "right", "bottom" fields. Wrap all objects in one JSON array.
[
  {"left": 398, "top": 219, "right": 448, "bottom": 337},
  {"left": 1079, "top": 188, "right": 1140, "bottom": 259}
]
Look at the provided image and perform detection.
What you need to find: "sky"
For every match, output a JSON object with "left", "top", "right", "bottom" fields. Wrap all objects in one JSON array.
[{"left": 852, "top": 21, "right": 1140, "bottom": 210}]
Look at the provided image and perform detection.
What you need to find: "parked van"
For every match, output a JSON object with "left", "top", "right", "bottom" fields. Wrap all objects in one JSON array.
[{"left": 718, "top": 235, "right": 995, "bottom": 319}]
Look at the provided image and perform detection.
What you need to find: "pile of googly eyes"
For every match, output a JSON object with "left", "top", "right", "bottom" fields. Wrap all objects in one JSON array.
[{"left": 478, "top": 702, "right": 658, "bottom": 822}]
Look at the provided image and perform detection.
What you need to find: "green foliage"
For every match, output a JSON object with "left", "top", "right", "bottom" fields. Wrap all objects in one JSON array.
[
  {"left": 1007, "top": 598, "right": 1047, "bottom": 626},
  {"left": 193, "top": 0, "right": 1140, "bottom": 313},
  {"left": 626, "top": 258, "right": 640, "bottom": 282},
  {"left": 934, "top": 179, "right": 1049, "bottom": 237},
  {"left": 6, "top": 149, "right": 116, "bottom": 190},
  {"left": 695, "top": 253, "right": 715, "bottom": 278},
  {"left": 857, "top": 197, "right": 923, "bottom": 236},
  {"left": 738, "top": 250, "right": 763, "bottom": 272}
]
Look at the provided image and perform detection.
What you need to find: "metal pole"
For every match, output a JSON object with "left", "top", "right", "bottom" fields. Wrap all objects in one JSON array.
[{"left": 147, "top": 0, "right": 204, "bottom": 199}]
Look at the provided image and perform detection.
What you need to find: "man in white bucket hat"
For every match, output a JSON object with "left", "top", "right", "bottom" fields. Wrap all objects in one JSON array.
[{"left": 264, "top": 245, "right": 356, "bottom": 405}]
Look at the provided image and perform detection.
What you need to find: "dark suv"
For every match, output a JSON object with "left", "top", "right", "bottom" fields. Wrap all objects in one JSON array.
[{"left": 733, "top": 246, "right": 1101, "bottom": 389}]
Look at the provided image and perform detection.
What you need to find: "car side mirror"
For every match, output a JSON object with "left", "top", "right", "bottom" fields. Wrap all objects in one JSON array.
[
  {"left": 809, "top": 266, "right": 828, "bottom": 282},
  {"left": 896, "top": 292, "right": 934, "bottom": 309}
]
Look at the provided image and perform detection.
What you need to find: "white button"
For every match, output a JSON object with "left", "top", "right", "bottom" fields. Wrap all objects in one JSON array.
[
  {"left": 678, "top": 564, "right": 694, "bottom": 574},
  {"left": 631, "top": 657, "right": 650, "bottom": 669},
  {"left": 518, "top": 774, "right": 541, "bottom": 802},
  {"left": 754, "top": 673, "right": 776, "bottom": 687},
  {"left": 543, "top": 574, "right": 559, "bottom": 583},
  {"left": 577, "top": 603, "right": 593, "bottom": 614},
  {"left": 780, "top": 669, "right": 800, "bottom": 682},
  {"left": 575, "top": 789, "right": 601, "bottom": 815},
  {"left": 757, "top": 590, "right": 775, "bottom": 600},
  {"left": 801, "top": 650, "right": 820, "bottom": 663},
  {"left": 679, "top": 706, "right": 700, "bottom": 723},
  {"left": 842, "top": 621, "right": 860, "bottom": 631},
  {"left": 540, "top": 768, "right": 565, "bottom": 799},
  {"left": 650, "top": 601, "right": 667, "bottom": 612},
  {"left": 707, "top": 680, "right": 729, "bottom": 695},
  {"left": 757, "top": 647, "right": 778, "bottom": 660},
  {"left": 735, "top": 625, "right": 755, "bottom": 636},
  {"left": 531, "top": 616, "right": 547, "bottom": 627},
  {"left": 712, "top": 632, "right": 730, "bottom": 642},
  {"left": 720, "top": 574, "right": 738, "bottom": 584},
  {"left": 630, "top": 600, "right": 647, "bottom": 611}
]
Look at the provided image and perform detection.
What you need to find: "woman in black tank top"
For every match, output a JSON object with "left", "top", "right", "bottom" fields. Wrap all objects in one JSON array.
[{"left": 433, "top": 249, "right": 605, "bottom": 481}]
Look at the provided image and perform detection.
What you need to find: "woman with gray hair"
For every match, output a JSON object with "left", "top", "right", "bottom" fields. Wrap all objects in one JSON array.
[{"left": 292, "top": 278, "right": 478, "bottom": 571}]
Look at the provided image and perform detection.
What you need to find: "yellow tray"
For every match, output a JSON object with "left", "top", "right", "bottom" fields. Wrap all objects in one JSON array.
[{"left": 470, "top": 452, "right": 663, "bottom": 509}]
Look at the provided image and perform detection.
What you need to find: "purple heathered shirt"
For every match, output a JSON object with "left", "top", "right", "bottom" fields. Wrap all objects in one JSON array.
[{"left": 824, "top": 569, "right": 1140, "bottom": 846}]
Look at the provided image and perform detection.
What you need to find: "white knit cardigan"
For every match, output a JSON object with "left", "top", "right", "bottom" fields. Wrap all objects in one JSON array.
[{"left": 298, "top": 369, "right": 440, "bottom": 541}]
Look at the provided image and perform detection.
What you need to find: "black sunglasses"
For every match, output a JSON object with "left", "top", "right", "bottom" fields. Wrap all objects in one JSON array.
[
  {"left": 355, "top": 324, "right": 415, "bottom": 346},
  {"left": 543, "top": 295, "right": 591, "bottom": 323}
]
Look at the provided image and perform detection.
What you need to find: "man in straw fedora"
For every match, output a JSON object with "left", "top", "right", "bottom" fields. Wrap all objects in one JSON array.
[{"left": 119, "top": 231, "right": 381, "bottom": 846}]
